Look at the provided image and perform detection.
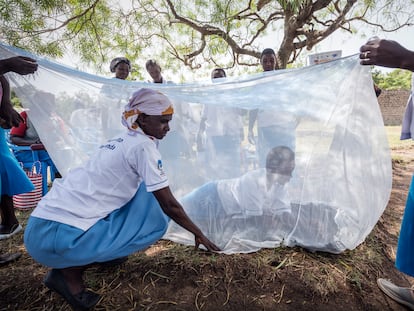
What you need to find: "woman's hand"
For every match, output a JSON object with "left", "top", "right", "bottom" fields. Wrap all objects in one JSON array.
[
  {"left": 194, "top": 234, "right": 221, "bottom": 252},
  {"left": 153, "top": 187, "right": 221, "bottom": 253}
]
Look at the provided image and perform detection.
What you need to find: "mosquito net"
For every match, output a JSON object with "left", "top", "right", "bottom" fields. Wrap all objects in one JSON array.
[{"left": 0, "top": 42, "right": 392, "bottom": 254}]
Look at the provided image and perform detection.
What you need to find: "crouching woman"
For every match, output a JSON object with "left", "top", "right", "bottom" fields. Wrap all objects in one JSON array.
[{"left": 24, "top": 88, "right": 220, "bottom": 310}]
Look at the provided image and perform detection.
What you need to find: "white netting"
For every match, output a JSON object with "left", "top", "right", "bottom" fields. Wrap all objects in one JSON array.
[{"left": 0, "top": 42, "right": 391, "bottom": 254}]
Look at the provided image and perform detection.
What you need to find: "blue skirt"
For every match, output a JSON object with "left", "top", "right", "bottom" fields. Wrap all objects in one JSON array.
[
  {"left": 0, "top": 128, "right": 34, "bottom": 195},
  {"left": 396, "top": 175, "right": 414, "bottom": 277},
  {"left": 24, "top": 183, "right": 169, "bottom": 268}
]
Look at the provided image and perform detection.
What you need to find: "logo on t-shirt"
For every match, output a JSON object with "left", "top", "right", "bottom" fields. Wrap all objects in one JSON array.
[
  {"left": 99, "top": 143, "right": 116, "bottom": 150},
  {"left": 158, "top": 159, "right": 165, "bottom": 176}
]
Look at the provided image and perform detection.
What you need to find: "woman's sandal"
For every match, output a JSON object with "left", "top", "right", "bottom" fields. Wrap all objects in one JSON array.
[
  {"left": 0, "top": 252, "right": 21, "bottom": 266},
  {"left": 44, "top": 269, "right": 101, "bottom": 310},
  {"left": 0, "top": 224, "right": 22, "bottom": 240}
]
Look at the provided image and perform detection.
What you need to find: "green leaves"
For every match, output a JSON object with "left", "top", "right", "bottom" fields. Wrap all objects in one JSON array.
[
  {"left": 1, "top": 0, "right": 413, "bottom": 75},
  {"left": 374, "top": 69, "right": 413, "bottom": 90}
]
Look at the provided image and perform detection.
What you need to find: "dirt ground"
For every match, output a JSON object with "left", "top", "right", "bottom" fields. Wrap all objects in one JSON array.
[{"left": 1, "top": 146, "right": 414, "bottom": 311}]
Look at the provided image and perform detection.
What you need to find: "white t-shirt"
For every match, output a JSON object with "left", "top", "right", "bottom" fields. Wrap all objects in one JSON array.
[
  {"left": 201, "top": 105, "right": 244, "bottom": 137},
  {"left": 32, "top": 129, "right": 169, "bottom": 231},
  {"left": 257, "top": 109, "right": 298, "bottom": 129},
  {"left": 217, "top": 169, "right": 290, "bottom": 217}
]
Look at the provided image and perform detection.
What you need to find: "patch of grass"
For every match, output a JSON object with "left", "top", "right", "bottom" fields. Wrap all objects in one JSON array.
[
  {"left": 2, "top": 149, "right": 413, "bottom": 310},
  {"left": 386, "top": 126, "right": 414, "bottom": 148}
]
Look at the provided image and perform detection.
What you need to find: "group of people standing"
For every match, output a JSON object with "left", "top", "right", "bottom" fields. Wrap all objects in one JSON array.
[{"left": 110, "top": 50, "right": 295, "bottom": 182}]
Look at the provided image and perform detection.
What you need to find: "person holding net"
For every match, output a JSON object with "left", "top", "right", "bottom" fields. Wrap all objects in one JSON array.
[{"left": 24, "top": 88, "right": 220, "bottom": 310}]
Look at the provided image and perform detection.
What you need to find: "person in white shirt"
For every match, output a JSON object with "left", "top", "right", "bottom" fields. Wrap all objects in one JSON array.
[
  {"left": 98, "top": 57, "right": 132, "bottom": 139},
  {"left": 197, "top": 68, "right": 245, "bottom": 178},
  {"left": 24, "top": 88, "right": 220, "bottom": 310},
  {"left": 166, "top": 146, "right": 295, "bottom": 248},
  {"left": 248, "top": 48, "right": 298, "bottom": 167}
]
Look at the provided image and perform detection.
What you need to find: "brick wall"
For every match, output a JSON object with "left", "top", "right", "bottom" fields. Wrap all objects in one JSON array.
[{"left": 378, "top": 89, "right": 410, "bottom": 126}]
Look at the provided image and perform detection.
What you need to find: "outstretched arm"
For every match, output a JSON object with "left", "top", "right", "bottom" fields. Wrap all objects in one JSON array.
[
  {"left": 360, "top": 38, "right": 414, "bottom": 71},
  {"left": 0, "top": 56, "right": 38, "bottom": 128},
  {"left": 153, "top": 186, "right": 221, "bottom": 252},
  {"left": 0, "top": 56, "right": 38, "bottom": 75}
]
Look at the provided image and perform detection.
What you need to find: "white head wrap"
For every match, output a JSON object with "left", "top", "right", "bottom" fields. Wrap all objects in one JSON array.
[{"left": 122, "top": 88, "right": 174, "bottom": 131}]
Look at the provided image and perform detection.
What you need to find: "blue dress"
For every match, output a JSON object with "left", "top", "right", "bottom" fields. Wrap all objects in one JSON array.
[
  {"left": 396, "top": 175, "right": 414, "bottom": 277},
  {"left": 24, "top": 183, "right": 169, "bottom": 268},
  {"left": 0, "top": 128, "right": 34, "bottom": 195}
]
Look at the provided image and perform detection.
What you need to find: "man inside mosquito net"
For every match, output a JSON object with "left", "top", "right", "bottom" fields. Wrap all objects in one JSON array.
[{"left": 166, "top": 146, "right": 298, "bottom": 250}]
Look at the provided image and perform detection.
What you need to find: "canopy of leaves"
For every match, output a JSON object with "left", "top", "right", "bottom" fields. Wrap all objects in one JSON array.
[
  {"left": 373, "top": 69, "right": 413, "bottom": 90},
  {"left": 0, "top": 0, "right": 413, "bottom": 74}
]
